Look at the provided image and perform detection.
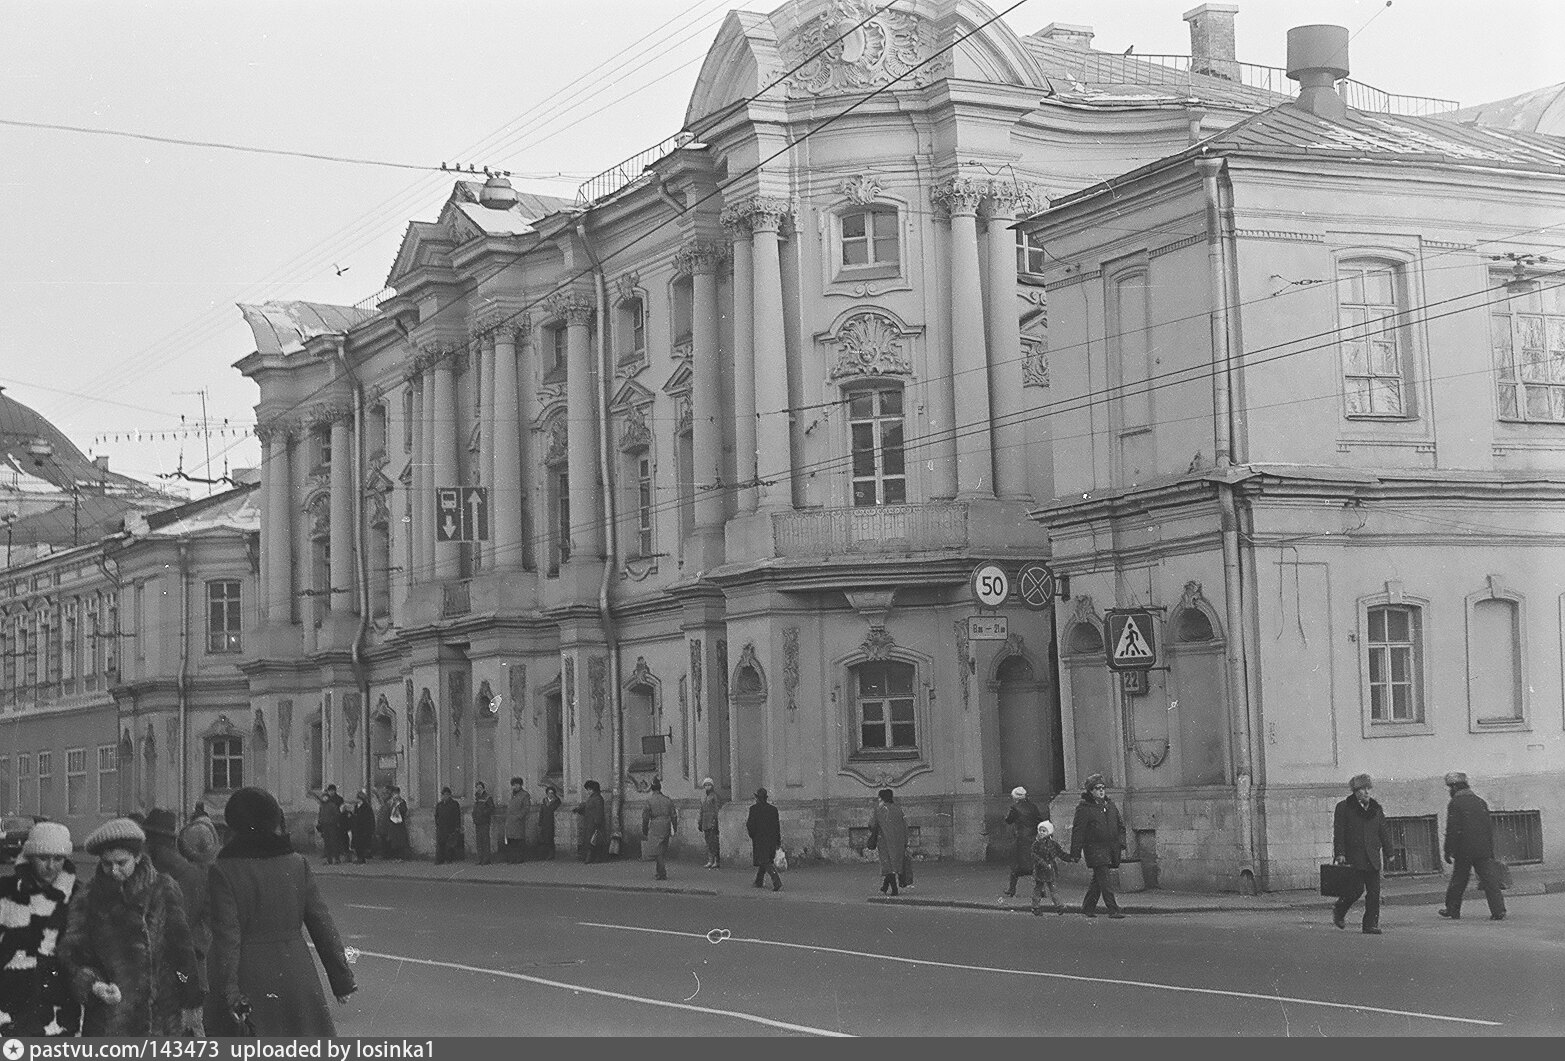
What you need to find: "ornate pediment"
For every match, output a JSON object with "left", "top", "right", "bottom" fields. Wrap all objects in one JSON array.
[
  {"left": 662, "top": 359, "right": 693, "bottom": 397},
  {"left": 779, "top": 1, "right": 939, "bottom": 97},
  {"left": 824, "top": 310, "right": 917, "bottom": 380}
]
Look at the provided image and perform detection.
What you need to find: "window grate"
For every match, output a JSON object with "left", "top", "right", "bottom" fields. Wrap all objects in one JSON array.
[
  {"left": 1384, "top": 814, "right": 1440, "bottom": 876},
  {"left": 1491, "top": 809, "right": 1543, "bottom": 865}
]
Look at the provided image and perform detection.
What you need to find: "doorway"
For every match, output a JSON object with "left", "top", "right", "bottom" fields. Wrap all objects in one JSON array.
[
  {"left": 996, "top": 654, "right": 1054, "bottom": 798},
  {"left": 731, "top": 665, "right": 765, "bottom": 798}
]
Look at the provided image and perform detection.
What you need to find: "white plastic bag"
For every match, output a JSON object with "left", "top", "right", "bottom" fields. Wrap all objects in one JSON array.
[{"left": 772, "top": 848, "right": 788, "bottom": 872}]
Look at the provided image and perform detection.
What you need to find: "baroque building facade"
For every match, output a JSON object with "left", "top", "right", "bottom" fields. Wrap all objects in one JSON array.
[{"left": 232, "top": 1, "right": 1468, "bottom": 868}]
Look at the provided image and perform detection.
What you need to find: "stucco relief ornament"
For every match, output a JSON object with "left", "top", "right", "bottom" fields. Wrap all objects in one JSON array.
[
  {"left": 837, "top": 174, "right": 882, "bottom": 205},
  {"left": 279, "top": 699, "right": 293, "bottom": 753},
  {"left": 588, "top": 655, "right": 607, "bottom": 734},
  {"left": 861, "top": 625, "right": 896, "bottom": 661},
  {"left": 829, "top": 312, "right": 911, "bottom": 379},
  {"left": 782, "top": 627, "right": 800, "bottom": 713},
  {"left": 689, "top": 639, "right": 703, "bottom": 720},
  {"left": 954, "top": 619, "right": 971, "bottom": 708},
  {"left": 615, "top": 272, "right": 641, "bottom": 303},
  {"left": 564, "top": 657, "right": 577, "bottom": 733},
  {"left": 1022, "top": 339, "right": 1050, "bottom": 388},
  {"left": 544, "top": 421, "right": 569, "bottom": 465},
  {"left": 931, "top": 177, "right": 988, "bottom": 216},
  {"left": 546, "top": 290, "right": 594, "bottom": 326},
  {"left": 618, "top": 406, "right": 653, "bottom": 452},
  {"left": 781, "top": 0, "right": 938, "bottom": 97}
]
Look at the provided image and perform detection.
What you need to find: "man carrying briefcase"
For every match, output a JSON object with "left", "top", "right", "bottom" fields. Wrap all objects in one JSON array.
[{"left": 1330, "top": 773, "right": 1395, "bottom": 935}]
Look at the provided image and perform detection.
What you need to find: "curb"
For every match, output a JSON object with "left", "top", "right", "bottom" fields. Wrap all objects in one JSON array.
[{"left": 317, "top": 867, "right": 719, "bottom": 898}]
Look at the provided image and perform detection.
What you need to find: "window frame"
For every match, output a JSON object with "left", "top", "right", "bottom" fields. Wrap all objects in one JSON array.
[
  {"left": 1490, "top": 277, "right": 1565, "bottom": 424},
  {"left": 1358, "top": 589, "right": 1434, "bottom": 737},
  {"left": 635, "top": 454, "right": 654, "bottom": 558},
  {"left": 208, "top": 736, "right": 245, "bottom": 793},
  {"left": 1016, "top": 228, "right": 1046, "bottom": 275},
  {"left": 36, "top": 750, "right": 52, "bottom": 818},
  {"left": 65, "top": 746, "right": 86, "bottom": 816},
  {"left": 850, "top": 659, "right": 920, "bottom": 759},
  {"left": 1335, "top": 258, "right": 1417, "bottom": 421},
  {"left": 16, "top": 752, "right": 33, "bottom": 816},
  {"left": 846, "top": 386, "right": 907, "bottom": 508},
  {"left": 835, "top": 205, "right": 902, "bottom": 280},
  {"left": 97, "top": 744, "right": 118, "bottom": 814},
  {"left": 206, "top": 579, "right": 243, "bottom": 654}
]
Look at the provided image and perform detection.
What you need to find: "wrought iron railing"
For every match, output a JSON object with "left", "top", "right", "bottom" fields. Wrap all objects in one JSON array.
[
  {"left": 575, "top": 131, "right": 695, "bottom": 206},
  {"left": 352, "top": 287, "right": 396, "bottom": 316},
  {"left": 772, "top": 502, "right": 969, "bottom": 558}
]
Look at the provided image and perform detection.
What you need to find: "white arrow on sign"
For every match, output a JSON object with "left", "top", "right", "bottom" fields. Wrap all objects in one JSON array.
[{"left": 443, "top": 514, "right": 459, "bottom": 539}]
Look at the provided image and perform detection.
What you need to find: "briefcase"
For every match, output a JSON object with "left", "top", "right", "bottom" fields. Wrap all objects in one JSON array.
[{"left": 1319, "top": 863, "right": 1361, "bottom": 898}]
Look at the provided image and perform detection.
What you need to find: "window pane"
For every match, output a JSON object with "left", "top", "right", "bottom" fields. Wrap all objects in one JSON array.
[
  {"left": 890, "top": 722, "right": 916, "bottom": 748},
  {"left": 881, "top": 424, "right": 905, "bottom": 475},
  {"left": 848, "top": 393, "right": 873, "bottom": 419},
  {"left": 862, "top": 723, "right": 886, "bottom": 749},
  {"left": 889, "top": 696, "right": 915, "bottom": 720},
  {"left": 1342, "top": 268, "right": 1365, "bottom": 304},
  {"left": 878, "top": 389, "right": 902, "bottom": 416},
  {"left": 842, "top": 240, "right": 868, "bottom": 266},
  {"left": 887, "top": 665, "right": 914, "bottom": 696},
  {"left": 1363, "top": 268, "right": 1394, "bottom": 305},
  {"left": 873, "top": 210, "right": 898, "bottom": 239},
  {"left": 1343, "top": 337, "right": 1369, "bottom": 375},
  {"left": 860, "top": 667, "right": 886, "bottom": 697},
  {"left": 853, "top": 482, "right": 877, "bottom": 507},
  {"left": 1368, "top": 608, "right": 1386, "bottom": 641},
  {"left": 883, "top": 478, "right": 906, "bottom": 504},
  {"left": 1384, "top": 607, "right": 1409, "bottom": 642},
  {"left": 1368, "top": 646, "right": 1384, "bottom": 684},
  {"left": 1345, "top": 379, "right": 1370, "bottom": 415},
  {"left": 1390, "top": 646, "right": 1411, "bottom": 683},
  {"left": 1392, "top": 684, "right": 1411, "bottom": 720},
  {"left": 842, "top": 213, "right": 866, "bottom": 239},
  {"left": 1370, "top": 684, "right": 1386, "bottom": 720},
  {"left": 1370, "top": 378, "right": 1403, "bottom": 415}
]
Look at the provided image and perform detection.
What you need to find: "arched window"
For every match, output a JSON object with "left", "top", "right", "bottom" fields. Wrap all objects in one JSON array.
[
  {"left": 1067, "top": 621, "right": 1103, "bottom": 655},
  {"left": 1174, "top": 608, "right": 1214, "bottom": 643}
]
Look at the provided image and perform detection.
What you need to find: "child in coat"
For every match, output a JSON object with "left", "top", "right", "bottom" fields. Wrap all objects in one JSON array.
[{"left": 1031, "top": 820, "right": 1074, "bottom": 915}]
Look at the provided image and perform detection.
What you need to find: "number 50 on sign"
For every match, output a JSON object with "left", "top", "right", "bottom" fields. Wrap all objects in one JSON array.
[{"left": 970, "top": 563, "right": 1009, "bottom": 607}]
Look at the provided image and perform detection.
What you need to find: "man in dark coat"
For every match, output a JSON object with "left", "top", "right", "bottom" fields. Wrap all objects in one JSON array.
[
  {"left": 1439, "top": 771, "right": 1507, "bottom": 921},
  {"left": 143, "top": 808, "right": 211, "bottom": 987},
  {"left": 746, "top": 788, "right": 783, "bottom": 891},
  {"left": 503, "top": 778, "right": 532, "bottom": 863},
  {"left": 350, "top": 791, "right": 376, "bottom": 864},
  {"left": 434, "top": 787, "right": 463, "bottom": 865},
  {"left": 537, "top": 785, "right": 562, "bottom": 859},
  {"left": 1002, "top": 786, "right": 1046, "bottom": 897},
  {"left": 471, "top": 781, "right": 497, "bottom": 865},
  {"left": 386, "top": 787, "right": 411, "bottom": 859},
  {"left": 374, "top": 786, "right": 394, "bottom": 858},
  {"left": 315, "top": 785, "right": 344, "bottom": 864},
  {"left": 573, "top": 781, "right": 609, "bottom": 863},
  {"left": 1332, "top": 773, "right": 1395, "bottom": 934},
  {"left": 1069, "top": 773, "right": 1126, "bottom": 918}
]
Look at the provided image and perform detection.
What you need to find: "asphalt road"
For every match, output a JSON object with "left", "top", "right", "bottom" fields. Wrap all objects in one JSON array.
[{"left": 317, "top": 876, "right": 1565, "bottom": 1037}]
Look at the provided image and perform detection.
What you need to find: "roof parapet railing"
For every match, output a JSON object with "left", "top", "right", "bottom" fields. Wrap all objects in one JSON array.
[
  {"left": 352, "top": 287, "right": 396, "bottom": 316},
  {"left": 575, "top": 131, "right": 695, "bottom": 207}
]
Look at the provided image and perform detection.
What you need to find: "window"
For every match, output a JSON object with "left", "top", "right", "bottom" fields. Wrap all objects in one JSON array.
[
  {"left": 63, "top": 602, "right": 77, "bottom": 684},
  {"left": 854, "top": 660, "right": 917, "bottom": 753},
  {"left": 1468, "top": 594, "right": 1523, "bottom": 724},
  {"left": 66, "top": 747, "right": 86, "bottom": 815},
  {"left": 635, "top": 455, "right": 654, "bottom": 557},
  {"left": 1491, "top": 280, "right": 1565, "bottom": 423},
  {"left": 840, "top": 207, "right": 899, "bottom": 271},
  {"left": 0, "top": 757, "right": 10, "bottom": 816},
  {"left": 209, "top": 737, "right": 244, "bottom": 792},
  {"left": 207, "top": 580, "right": 243, "bottom": 653},
  {"left": 619, "top": 297, "right": 646, "bottom": 361},
  {"left": 1367, "top": 603, "right": 1423, "bottom": 723},
  {"left": 16, "top": 753, "right": 32, "bottom": 817},
  {"left": 97, "top": 745, "right": 117, "bottom": 814},
  {"left": 848, "top": 388, "right": 906, "bottom": 507},
  {"left": 1016, "top": 229, "right": 1046, "bottom": 275},
  {"left": 1490, "top": 810, "right": 1543, "bottom": 865},
  {"left": 553, "top": 470, "right": 571, "bottom": 567},
  {"left": 316, "top": 426, "right": 332, "bottom": 469},
  {"left": 36, "top": 751, "right": 52, "bottom": 818},
  {"left": 1384, "top": 815, "right": 1440, "bottom": 875},
  {"left": 2, "top": 626, "right": 12, "bottom": 703},
  {"left": 403, "top": 385, "right": 414, "bottom": 453},
  {"left": 549, "top": 326, "right": 568, "bottom": 377},
  {"left": 1338, "top": 261, "right": 1412, "bottom": 418}
]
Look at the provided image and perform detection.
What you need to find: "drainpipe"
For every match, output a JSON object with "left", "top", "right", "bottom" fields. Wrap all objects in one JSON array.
[
  {"left": 1197, "top": 153, "right": 1258, "bottom": 889},
  {"left": 336, "top": 339, "right": 375, "bottom": 793},
  {"left": 177, "top": 539, "right": 191, "bottom": 817},
  {"left": 576, "top": 215, "right": 625, "bottom": 841}
]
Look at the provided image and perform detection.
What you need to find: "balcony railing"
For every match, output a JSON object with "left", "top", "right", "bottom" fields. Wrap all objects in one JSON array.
[
  {"left": 772, "top": 502, "right": 969, "bottom": 558},
  {"left": 441, "top": 580, "right": 471, "bottom": 618},
  {"left": 575, "top": 131, "right": 695, "bottom": 206}
]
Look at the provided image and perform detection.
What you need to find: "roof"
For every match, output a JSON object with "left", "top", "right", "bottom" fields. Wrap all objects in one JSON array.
[
  {"left": 450, "top": 181, "right": 571, "bottom": 232},
  {"left": 1, "top": 385, "right": 146, "bottom": 494},
  {"left": 1023, "top": 36, "right": 1291, "bottom": 112},
  {"left": 135, "top": 481, "right": 259, "bottom": 537},
  {"left": 236, "top": 301, "right": 372, "bottom": 357},
  {"left": 1449, "top": 83, "right": 1565, "bottom": 136},
  {"left": 2, "top": 493, "right": 158, "bottom": 551}
]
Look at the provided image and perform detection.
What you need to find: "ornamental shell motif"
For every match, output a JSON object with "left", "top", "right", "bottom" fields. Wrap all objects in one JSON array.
[
  {"left": 781, "top": 1, "right": 938, "bottom": 97},
  {"left": 829, "top": 312, "right": 911, "bottom": 379}
]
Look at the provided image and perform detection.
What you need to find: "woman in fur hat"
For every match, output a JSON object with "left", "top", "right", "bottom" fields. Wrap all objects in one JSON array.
[
  {"left": 60, "top": 818, "right": 204, "bottom": 1036},
  {"left": 1002, "top": 786, "right": 1046, "bottom": 898},
  {"left": 0, "top": 822, "right": 82, "bottom": 1036},
  {"left": 207, "top": 787, "right": 356, "bottom": 1036}
]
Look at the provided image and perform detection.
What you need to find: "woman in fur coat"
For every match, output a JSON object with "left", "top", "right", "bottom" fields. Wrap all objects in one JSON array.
[
  {"left": 207, "top": 787, "right": 356, "bottom": 1036},
  {"left": 60, "top": 818, "right": 204, "bottom": 1036},
  {"left": 0, "top": 822, "right": 82, "bottom": 1036}
]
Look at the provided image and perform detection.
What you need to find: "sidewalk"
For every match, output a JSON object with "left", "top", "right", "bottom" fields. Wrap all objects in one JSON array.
[{"left": 313, "top": 849, "right": 1565, "bottom": 916}]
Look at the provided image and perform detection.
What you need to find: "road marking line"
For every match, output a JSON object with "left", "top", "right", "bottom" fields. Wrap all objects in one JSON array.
[
  {"left": 346, "top": 903, "right": 397, "bottom": 911},
  {"left": 350, "top": 947, "right": 851, "bottom": 1037},
  {"left": 577, "top": 922, "right": 1501, "bottom": 1029}
]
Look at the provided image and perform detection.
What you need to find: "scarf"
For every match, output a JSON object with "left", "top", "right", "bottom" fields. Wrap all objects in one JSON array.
[{"left": 217, "top": 831, "right": 296, "bottom": 860}]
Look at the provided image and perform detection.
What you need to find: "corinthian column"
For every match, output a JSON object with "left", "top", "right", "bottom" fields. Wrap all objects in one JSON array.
[
  {"left": 745, "top": 198, "right": 794, "bottom": 512},
  {"left": 418, "top": 360, "right": 436, "bottom": 583},
  {"left": 985, "top": 185, "right": 1039, "bottom": 500},
  {"left": 259, "top": 421, "right": 293, "bottom": 623},
  {"left": 431, "top": 349, "right": 460, "bottom": 580},
  {"left": 934, "top": 177, "right": 994, "bottom": 499},
  {"left": 492, "top": 320, "right": 524, "bottom": 571},
  {"left": 551, "top": 290, "right": 602, "bottom": 562},
  {"left": 677, "top": 240, "right": 728, "bottom": 543},
  {"left": 721, "top": 206, "right": 757, "bottom": 514},
  {"left": 477, "top": 328, "right": 497, "bottom": 569},
  {"left": 326, "top": 405, "right": 355, "bottom": 612}
]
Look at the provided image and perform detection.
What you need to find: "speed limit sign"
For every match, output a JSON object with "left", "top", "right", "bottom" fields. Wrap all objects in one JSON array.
[{"left": 970, "top": 563, "right": 1010, "bottom": 607}]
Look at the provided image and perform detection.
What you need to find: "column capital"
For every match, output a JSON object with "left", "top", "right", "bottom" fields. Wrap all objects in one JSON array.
[
  {"left": 984, "top": 180, "right": 1046, "bottom": 219},
  {"left": 673, "top": 238, "right": 729, "bottom": 277},
  {"left": 721, "top": 196, "right": 793, "bottom": 236},
  {"left": 471, "top": 304, "right": 524, "bottom": 342},
  {"left": 255, "top": 419, "right": 295, "bottom": 444},
  {"left": 546, "top": 289, "right": 595, "bottom": 326},
  {"left": 931, "top": 176, "right": 987, "bottom": 217},
  {"left": 305, "top": 400, "right": 354, "bottom": 428}
]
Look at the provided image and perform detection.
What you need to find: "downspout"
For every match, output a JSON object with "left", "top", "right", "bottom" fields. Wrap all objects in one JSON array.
[
  {"left": 336, "top": 338, "right": 375, "bottom": 793},
  {"left": 1197, "top": 154, "right": 1258, "bottom": 890},
  {"left": 177, "top": 540, "right": 191, "bottom": 818},
  {"left": 576, "top": 215, "right": 625, "bottom": 842}
]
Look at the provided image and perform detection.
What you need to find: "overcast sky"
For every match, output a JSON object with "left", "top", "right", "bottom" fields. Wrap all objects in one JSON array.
[{"left": 3, "top": 0, "right": 1560, "bottom": 492}]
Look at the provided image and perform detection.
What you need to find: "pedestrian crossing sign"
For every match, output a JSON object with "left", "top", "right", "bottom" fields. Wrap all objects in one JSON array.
[{"left": 1105, "top": 609, "right": 1158, "bottom": 671}]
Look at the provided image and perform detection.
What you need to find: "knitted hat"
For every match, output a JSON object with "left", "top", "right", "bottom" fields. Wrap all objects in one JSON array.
[
  {"left": 1011, "top": 786, "right": 1027, "bottom": 799},
  {"left": 1349, "top": 773, "right": 1373, "bottom": 792},
  {"left": 701, "top": 778, "right": 715, "bottom": 788},
  {"left": 85, "top": 818, "right": 147, "bottom": 856},
  {"left": 22, "top": 821, "right": 72, "bottom": 858},
  {"left": 225, "top": 786, "right": 284, "bottom": 835},
  {"left": 1084, "top": 773, "right": 1107, "bottom": 792},
  {"left": 143, "top": 808, "right": 179, "bottom": 838},
  {"left": 1036, "top": 821, "right": 1054, "bottom": 837},
  {"left": 177, "top": 817, "right": 220, "bottom": 864},
  {"left": 1443, "top": 771, "right": 1468, "bottom": 786}
]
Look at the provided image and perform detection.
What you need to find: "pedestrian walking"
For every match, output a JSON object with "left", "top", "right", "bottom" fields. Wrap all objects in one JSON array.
[
  {"left": 503, "top": 778, "right": 532, "bottom": 863},
  {"left": 641, "top": 778, "right": 678, "bottom": 881},
  {"left": 61, "top": 818, "right": 204, "bottom": 1036},
  {"left": 177, "top": 812, "right": 221, "bottom": 871},
  {"left": 747, "top": 788, "right": 783, "bottom": 891},
  {"left": 1332, "top": 773, "right": 1395, "bottom": 934},
  {"left": 471, "top": 781, "right": 497, "bottom": 865},
  {"left": 0, "top": 822, "right": 81, "bottom": 1037},
  {"left": 350, "top": 791, "right": 375, "bottom": 864},
  {"left": 434, "top": 787, "right": 464, "bottom": 864},
  {"left": 174, "top": 811, "right": 224, "bottom": 1034},
  {"left": 386, "top": 787, "right": 411, "bottom": 860},
  {"left": 316, "top": 785, "right": 345, "bottom": 864},
  {"left": 698, "top": 778, "right": 722, "bottom": 869},
  {"left": 143, "top": 809, "right": 210, "bottom": 1001},
  {"left": 1439, "top": 771, "right": 1507, "bottom": 922},
  {"left": 537, "top": 785, "right": 562, "bottom": 860},
  {"left": 1003, "top": 786, "right": 1046, "bottom": 897},
  {"left": 574, "top": 781, "right": 609, "bottom": 863},
  {"left": 374, "top": 786, "right": 393, "bottom": 858},
  {"left": 1030, "top": 821, "right": 1074, "bottom": 916},
  {"left": 1069, "top": 774, "right": 1127, "bottom": 919},
  {"left": 206, "top": 787, "right": 356, "bottom": 1036},
  {"left": 867, "top": 789, "right": 909, "bottom": 896}
]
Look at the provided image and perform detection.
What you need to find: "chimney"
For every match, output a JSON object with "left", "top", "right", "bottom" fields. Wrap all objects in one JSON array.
[
  {"left": 1183, "top": 4, "right": 1239, "bottom": 81},
  {"left": 1035, "top": 23, "right": 1095, "bottom": 49},
  {"left": 1286, "top": 24, "right": 1349, "bottom": 120},
  {"left": 93, "top": 455, "right": 109, "bottom": 471}
]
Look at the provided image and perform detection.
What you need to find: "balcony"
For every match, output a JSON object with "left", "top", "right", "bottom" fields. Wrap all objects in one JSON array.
[{"left": 772, "top": 502, "right": 969, "bottom": 558}]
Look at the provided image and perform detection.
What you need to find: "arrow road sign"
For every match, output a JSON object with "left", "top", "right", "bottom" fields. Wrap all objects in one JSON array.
[
  {"left": 1016, "top": 562, "right": 1055, "bottom": 610},
  {"left": 436, "top": 488, "right": 462, "bottom": 542},
  {"left": 436, "top": 486, "right": 490, "bottom": 542},
  {"left": 462, "top": 486, "right": 489, "bottom": 542},
  {"left": 1105, "top": 609, "right": 1158, "bottom": 671}
]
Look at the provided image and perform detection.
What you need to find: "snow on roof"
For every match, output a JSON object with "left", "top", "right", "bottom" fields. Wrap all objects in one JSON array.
[{"left": 237, "top": 301, "right": 373, "bottom": 357}]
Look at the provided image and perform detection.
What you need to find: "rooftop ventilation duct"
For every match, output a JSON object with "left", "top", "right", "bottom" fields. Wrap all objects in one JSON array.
[{"left": 1286, "top": 24, "right": 1349, "bottom": 120}]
